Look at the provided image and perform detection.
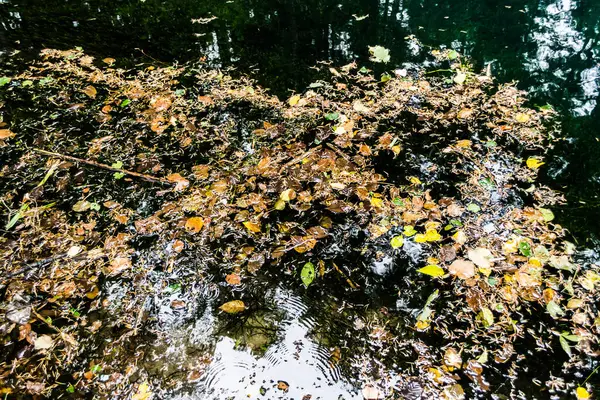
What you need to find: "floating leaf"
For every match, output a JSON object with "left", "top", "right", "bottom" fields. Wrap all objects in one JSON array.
[
  {"left": 225, "top": 273, "right": 241, "bottom": 285},
  {"left": 0, "top": 77, "right": 11, "bottom": 86},
  {"left": 478, "top": 307, "right": 494, "bottom": 328},
  {"left": 185, "top": 217, "right": 204, "bottom": 233},
  {"left": 288, "top": 94, "right": 301, "bottom": 106},
  {"left": 390, "top": 235, "right": 404, "bottom": 249},
  {"left": 301, "top": 262, "right": 316, "bottom": 287},
  {"left": 219, "top": 300, "right": 246, "bottom": 314},
  {"left": 546, "top": 301, "right": 565, "bottom": 319},
  {"left": 417, "top": 264, "right": 445, "bottom": 277},
  {"left": 243, "top": 221, "right": 261, "bottom": 233},
  {"left": 526, "top": 157, "right": 545, "bottom": 170},
  {"left": 448, "top": 259, "right": 476, "bottom": 279},
  {"left": 368, "top": 45, "right": 391, "bottom": 63},
  {"left": 466, "top": 203, "right": 480, "bottom": 213},
  {"left": 539, "top": 208, "right": 554, "bottom": 222},
  {"left": 424, "top": 229, "right": 442, "bottom": 242},
  {"left": 166, "top": 173, "right": 190, "bottom": 191}
]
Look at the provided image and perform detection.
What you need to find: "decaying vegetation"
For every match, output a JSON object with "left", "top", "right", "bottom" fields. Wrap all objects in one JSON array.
[{"left": 0, "top": 45, "right": 598, "bottom": 399}]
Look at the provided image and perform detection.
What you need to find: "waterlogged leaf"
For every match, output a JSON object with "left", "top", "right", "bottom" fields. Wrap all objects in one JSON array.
[
  {"left": 539, "top": 208, "right": 554, "bottom": 222},
  {"left": 243, "top": 221, "right": 261, "bottom": 233},
  {"left": 301, "top": 262, "right": 316, "bottom": 287},
  {"left": 466, "top": 203, "right": 480, "bottom": 213},
  {"left": 219, "top": 300, "right": 246, "bottom": 314},
  {"left": 478, "top": 307, "right": 494, "bottom": 327},
  {"left": 559, "top": 335, "right": 572, "bottom": 357},
  {"left": 518, "top": 241, "right": 532, "bottom": 257},
  {"left": 546, "top": 301, "right": 565, "bottom": 319},
  {"left": 417, "top": 264, "right": 445, "bottom": 277},
  {"left": 390, "top": 235, "right": 404, "bottom": 249},
  {"left": 368, "top": 45, "right": 391, "bottom": 63},
  {"left": 325, "top": 112, "right": 339, "bottom": 121},
  {"left": 448, "top": 259, "right": 476, "bottom": 279},
  {"left": 526, "top": 157, "right": 545, "bottom": 170},
  {"left": 288, "top": 94, "right": 300, "bottom": 106}
]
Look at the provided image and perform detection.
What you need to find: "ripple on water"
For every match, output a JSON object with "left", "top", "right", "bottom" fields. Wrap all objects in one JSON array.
[{"left": 198, "top": 288, "right": 360, "bottom": 399}]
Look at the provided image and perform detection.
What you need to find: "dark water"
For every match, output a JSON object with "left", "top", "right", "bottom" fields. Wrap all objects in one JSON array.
[{"left": 1, "top": 0, "right": 599, "bottom": 243}]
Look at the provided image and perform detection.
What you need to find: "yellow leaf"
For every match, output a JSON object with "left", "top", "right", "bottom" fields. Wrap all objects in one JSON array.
[
  {"left": 452, "top": 230, "right": 467, "bottom": 245},
  {"left": 219, "top": 300, "right": 246, "bottom": 314},
  {"left": 390, "top": 235, "right": 404, "bottom": 249},
  {"left": 414, "top": 233, "right": 427, "bottom": 243},
  {"left": 185, "top": 217, "right": 204, "bottom": 233},
  {"left": 424, "top": 229, "right": 441, "bottom": 242},
  {"left": 370, "top": 197, "right": 384, "bottom": 208},
  {"left": 415, "top": 319, "right": 430, "bottom": 331},
  {"left": 82, "top": 85, "right": 97, "bottom": 98},
  {"left": 409, "top": 176, "right": 422, "bottom": 185},
  {"left": 526, "top": 157, "right": 545, "bottom": 170},
  {"left": 288, "top": 94, "right": 301, "bottom": 106},
  {"left": 515, "top": 113, "right": 530, "bottom": 123},
  {"left": 403, "top": 225, "right": 417, "bottom": 237},
  {"left": 243, "top": 221, "right": 261, "bottom": 233},
  {"left": 456, "top": 139, "right": 472, "bottom": 147},
  {"left": 456, "top": 109, "right": 473, "bottom": 119},
  {"left": 417, "top": 264, "right": 445, "bottom": 277},
  {"left": 132, "top": 382, "right": 151, "bottom": 400},
  {"left": 274, "top": 199, "right": 286, "bottom": 210},
  {"left": 576, "top": 387, "right": 591, "bottom": 400},
  {"left": 280, "top": 189, "right": 296, "bottom": 202}
]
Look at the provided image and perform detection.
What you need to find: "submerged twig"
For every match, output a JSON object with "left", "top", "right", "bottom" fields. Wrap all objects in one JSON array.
[{"left": 32, "top": 148, "right": 173, "bottom": 185}]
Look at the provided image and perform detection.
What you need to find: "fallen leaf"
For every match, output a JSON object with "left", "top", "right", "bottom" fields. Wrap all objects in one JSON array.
[
  {"left": 277, "top": 381, "right": 290, "bottom": 392},
  {"left": 515, "top": 113, "right": 530, "bottom": 123},
  {"left": 167, "top": 173, "right": 190, "bottom": 191},
  {"left": 82, "top": 85, "right": 97, "bottom": 98},
  {"left": 576, "top": 387, "right": 591, "bottom": 399},
  {"left": 362, "top": 385, "right": 381, "bottom": 400},
  {"left": 243, "top": 221, "right": 261, "bottom": 233},
  {"left": 185, "top": 217, "right": 204, "bottom": 233},
  {"left": 280, "top": 189, "right": 296, "bottom": 202},
  {"left": 526, "top": 157, "right": 544, "bottom": 170},
  {"left": 457, "top": 109, "right": 473, "bottom": 119},
  {"left": 390, "top": 235, "right": 404, "bottom": 249},
  {"left": 448, "top": 259, "right": 476, "bottom": 279},
  {"left": 301, "top": 262, "right": 316, "bottom": 287},
  {"left": 289, "top": 95, "right": 301, "bottom": 106},
  {"left": 34, "top": 335, "right": 54, "bottom": 350},
  {"left": 225, "top": 273, "right": 241, "bottom": 285},
  {"left": 467, "top": 248, "right": 493, "bottom": 269},
  {"left": 219, "top": 300, "right": 246, "bottom": 314},
  {"left": 0, "top": 129, "right": 16, "bottom": 139},
  {"left": 108, "top": 257, "right": 132, "bottom": 275},
  {"left": 132, "top": 382, "right": 152, "bottom": 400},
  {"left": 417, "top": 264, "right": 445, "bottom": 277}
]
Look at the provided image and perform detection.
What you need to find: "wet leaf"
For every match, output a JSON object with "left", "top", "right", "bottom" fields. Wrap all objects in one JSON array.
[
  {"left": 390, "top": 235, "right": 404, "bottom": 249},
  {"left": 82, "top": 85, "right": 97, "bottom": 98},
  {"left": 518, "top": 241, "right": 532, "bottom": 257},
  {"left": 546, "top": 301, "right": 565, "bottom": 319},
  {"left": 403, "top": 225, "right": 417, "bottom": 236},
  {"left": 72, "top": 200, "right": 91, "bottom": 212},
  {"left": 0, "top": 129, "right": 15, "bottom": 139},
  {"left": 274, "top": 199, "right": 286, "bottom": 210},
  {"left": 167, "top": 173, "right": 190, "bottom": 191},
  {"left": 576, "top": 387, "right": 591, "bottom": 399},
  {"left": 478, "top": 307, "right": 494, "bottom": 327},
  {"left": 185, "top": 217, "right": 204, "bottom": 233},
  {"left": 448, "top": 259, "right": 476, "bottom": 279},
  {"left": 424, "top": 229, "right": 441, "bottom": 242},
  {"left": 0, "top": 77, "right": 11, "bottom": 86},
  {"left": 448, "top": 50, "right": 459, "bottom": 60},
  {"left": 225, "top": 273, "right": 241, "bottom": 285},
  {"left": 108, "top": 257, "right": 132, "bottom": 275},
  {"left": 368, "top": 45, "right": 390, "bottom": 63},
  {"left": 243, "top": 221, "right": 261, "bottom": 233},
  {"left": 325, "top": 112, "right": 339, "bottom": 121},
  {"left": 539, "top": 208, "right": 554, "bottom": 222},
  {"left": 559, "top": 335, "right": 572, "bottom": 357},
  {"left": 120, "top": 99, "right": 131, "bottom": 107},
  {"left": 280, "top": 189, "right": 296, "bottom": 202},
  {"left": 34, "top": 335, "right": 54, "bottom": 350},
  {"left": 132, "top": 382, "right": 152, "bottom": 400},
  {"left": 526, "top": 157, "right": 545, "bottom": 170},
  {"left": 467, "top": 248, "right": 493, "bottom": 269},
  {"left": 219, "top": 300, "right": 246, "bottom": 314},
  {"left": 417, "top": 264, "right": 445, "bottom": 277},
  {"left": 301, "top": 262, "right": 316, "bottom": 287}
]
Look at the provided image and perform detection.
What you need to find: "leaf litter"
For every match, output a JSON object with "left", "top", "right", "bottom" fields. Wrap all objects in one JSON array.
[{"left": 0, "top": 45, "right": 597, "bottom": 399}]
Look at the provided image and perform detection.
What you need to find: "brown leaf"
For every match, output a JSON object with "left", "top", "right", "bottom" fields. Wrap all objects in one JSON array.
[
  {"left": 151, "top": 96, "right": 172, "bottom": 112},
  {"left": 448, "top": 259, "right": 476, "bottom": 279},
  {"left": 82, "top": 85, "right": 97, "bottom": 98},
  {"left": 167, "top": 173, "right": 190, "bottom": 191},
  {"left": 185, "top": 217, "right": 204, "bottom": 233},
  {"left": 198, "top": 95, "right": 214, "bottom": 105},
  {"left": 108, "top": 257, "right": 132, "bottom": 275},
  {"left": 219, "top": 300, "right": 246, "bottom": 314},
  {"left": 0, "top": 129, "right": 15, "bottom": 139},
  {"left": 225, "top": 273, "right": 241, "bottom": 285}
]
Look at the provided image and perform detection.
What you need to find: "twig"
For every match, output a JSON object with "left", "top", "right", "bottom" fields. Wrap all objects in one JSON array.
[{"left": 32, "top": 148, "right": 172, "bottom": 185}]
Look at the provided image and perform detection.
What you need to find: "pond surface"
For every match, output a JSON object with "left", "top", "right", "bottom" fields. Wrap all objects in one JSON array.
[{"left": 1, "top": 1, "right": 599, "bottom": 399}]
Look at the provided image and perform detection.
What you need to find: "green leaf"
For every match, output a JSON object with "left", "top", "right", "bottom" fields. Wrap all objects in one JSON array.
[
  {"left": 390, "top": 235, "right": 404, "bottom": 249},
  {"left": 466, "top": 203, "right": 480, "bottom": 213},
  {"left": 66, "top": 385, "right": 75, "bottom": 393},
  {"left": 454, "top": 71, "right": 467, "bottom": 85},
  {"left": 478, "top": 178, "right": 495, "bottom": 190},
  {"left": 380, "top": 72, "right": 391, "bottom": 83},
  {"left": 546, "top": 301, "right": 565, "bottom": 319},
  {"left": 518, "top": 241, "right": 532, "bottom": 257},
  {"left": 90, "top": 364, "right": 102, "bottom": 373},
  {"left": 562, "top": 333, "right": 580, "bottom": 342},
  {"left": 417, "top": 265, "right": 445, "bottom": 277},
  {"left": 120, "top": 99, "right": 131, "bottom": 107},
  {"left": 358, "top": 66, "right": 369, "bottom": 74},
  {"left": 478, "top": 307, "right": 494, "bottom": 327},
  {"left": 392, "top": 197, "right": 405, "bottom": 206},
  {"left": 368, "top": 45, "right": 391, "bottom": 63},
  {"left": 90, "top": 202, "right": 101, "bottom": 211},
  {"left": 21, "top": 80, "right": 34, "bottom": 87},
  {"left": 301, "top": 262, "right": 316, "bottom": 287},
  {"left": 559, "top": 335, "right": 572, "bottom": 357},
  {"left": 0, "top": 77, "right": 12, "bottom": 86},
  {"left": 70, "top": 308, "right": 80, "bottom": 318},
  {"left": 6, "top": 203, "right": 29, "bottom": 230},
  {"left": 447, "top": 50, "right": 459, "bottom": 60},
  {"left": 539, "top": 208, "right": 554, "bottom": 222},
  {"left": 39, "top": 77, "right": 53, "bottom": 85},
  {"left": 111, "top": 161, "right": 123, "bottom": 169},
  {"left": 114, "top": 172, "right": 125, "bottom": 180},
  {"left": 325, "top": 112, "right": 339, "bottom": 121},
  {"left": 485, "top": 140, "right": 497, "bottom": 147}
]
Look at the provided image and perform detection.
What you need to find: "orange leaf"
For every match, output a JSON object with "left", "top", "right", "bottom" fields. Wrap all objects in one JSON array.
[
  {"left": 167, "top": 173, "right": 189, "bottom": 191},
  {"left": 185, "top": 217, "right": 204, "bottom": 233},
  {"left": 82, "top": 85, "right": 97, "bottom": 98},
  {"left": 0, "top": 129, "right": 15, "bottom": 139}
]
